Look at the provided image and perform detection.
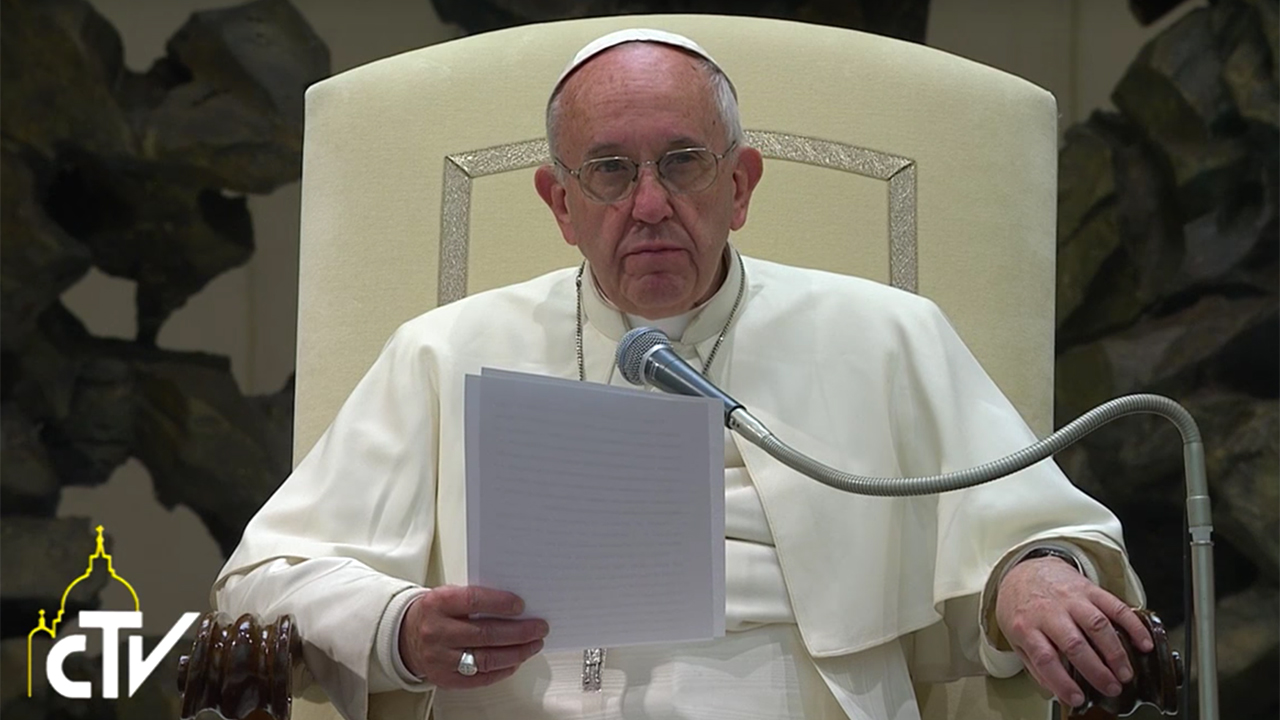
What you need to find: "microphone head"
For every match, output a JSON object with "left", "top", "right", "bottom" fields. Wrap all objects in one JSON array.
[{"left": 617, "top": 327, "right": 671, "bottom": 385}]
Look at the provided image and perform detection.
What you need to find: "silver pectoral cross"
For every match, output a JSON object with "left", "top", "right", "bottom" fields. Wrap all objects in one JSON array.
[{"left": 581, "top": 647, "right": 606, "bottom": 692}]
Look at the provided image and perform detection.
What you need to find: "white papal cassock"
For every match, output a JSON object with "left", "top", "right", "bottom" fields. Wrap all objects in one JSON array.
[{"left": 214, "top": 249, "right": 1144, "bottom": 720}]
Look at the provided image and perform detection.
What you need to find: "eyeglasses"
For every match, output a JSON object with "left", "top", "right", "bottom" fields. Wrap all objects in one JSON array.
[{"left": 556, "top": 141, "right": 738, "bottom": 204}]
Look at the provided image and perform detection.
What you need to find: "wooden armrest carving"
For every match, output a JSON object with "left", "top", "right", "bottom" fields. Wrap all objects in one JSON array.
[
  {"left": 1064, "top": 608, "right": 1182, "bottom": 719},
  {"left": 177, "top": 612, "right": 301, "bottom": 720}
]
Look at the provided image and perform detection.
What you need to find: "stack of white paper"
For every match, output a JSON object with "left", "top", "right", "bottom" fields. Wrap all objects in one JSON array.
[{"left": 465, "top": 368, "right": 725, "bottom": 651}]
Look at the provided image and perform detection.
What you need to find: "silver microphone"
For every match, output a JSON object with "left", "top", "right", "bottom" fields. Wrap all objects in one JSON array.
[
  {"left": 616, "top": 327, "right": 744, "bottom": 423},
  {"left": 616, "top": 327, "right": 776, "bottom": 446}
]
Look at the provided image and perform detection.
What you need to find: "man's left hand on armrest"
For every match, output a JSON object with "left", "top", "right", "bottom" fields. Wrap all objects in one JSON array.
[{"left": 996, "top": 556, "right": 1155, "bottom": 709}]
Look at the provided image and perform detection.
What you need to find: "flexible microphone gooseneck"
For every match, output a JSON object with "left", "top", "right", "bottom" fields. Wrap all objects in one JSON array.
[{"left": 616, "top": 326, "right": 1218, "bottom": 720}]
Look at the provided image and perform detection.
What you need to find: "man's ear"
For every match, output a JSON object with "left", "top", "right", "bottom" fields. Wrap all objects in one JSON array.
[
  {"left": 534, "top": 164, "right": 578, "bottom": 246},
  {"left": 729, "top": 147, "right": 764, "bottom": 231}
]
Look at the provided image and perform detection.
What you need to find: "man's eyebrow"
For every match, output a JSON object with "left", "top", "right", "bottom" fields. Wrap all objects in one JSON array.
[
  {"left": 665, "top": 136, "right": 705, "bottom": 149},
  {"left": 584, "top": 142, "right": 627, "bottom": 158},
  {"left": 582, "top": 136, "right": 709, "bottom": 158}
]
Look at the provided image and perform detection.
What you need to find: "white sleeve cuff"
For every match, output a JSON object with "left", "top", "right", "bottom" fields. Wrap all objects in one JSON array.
[
  {"left": 978, "top": 632, "right": 1026, "bottom": 678},
  {"left": 370, "top": 587, "right": 434, "bottom": 693}
]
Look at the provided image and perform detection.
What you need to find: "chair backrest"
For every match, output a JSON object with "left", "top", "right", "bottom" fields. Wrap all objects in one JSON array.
[{"left": 294, "top": 14, "right": 1057, "bottom": 720}]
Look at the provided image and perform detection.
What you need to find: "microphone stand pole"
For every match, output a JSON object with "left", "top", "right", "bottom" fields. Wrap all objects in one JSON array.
[{"left": 727, "top": 394, "right": 1217, "bottom": 720}]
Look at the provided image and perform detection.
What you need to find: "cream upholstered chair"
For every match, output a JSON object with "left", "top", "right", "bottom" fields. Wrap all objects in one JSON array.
[{"left": 290, "top": 14, "right": 1059, "bottom": 720}]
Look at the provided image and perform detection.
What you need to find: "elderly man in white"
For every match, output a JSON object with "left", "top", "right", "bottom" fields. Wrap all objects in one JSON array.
[{"left": 215, "top": 29, "right": 1152, "bottom": 720}]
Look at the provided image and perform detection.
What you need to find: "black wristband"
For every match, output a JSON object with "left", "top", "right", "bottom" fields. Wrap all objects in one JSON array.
[{"left": 1019, "top": 547, "right": 1084, "bottom": 574}]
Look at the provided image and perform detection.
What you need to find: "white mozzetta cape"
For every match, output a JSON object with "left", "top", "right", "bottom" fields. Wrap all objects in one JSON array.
[{"left": 216, "top": 255, "right": 1141, "bottom": 719}]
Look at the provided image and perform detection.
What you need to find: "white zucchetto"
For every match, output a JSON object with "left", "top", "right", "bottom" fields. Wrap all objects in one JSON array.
[{"left": 553, "top": 28, "right": 728, "bottom": 93}]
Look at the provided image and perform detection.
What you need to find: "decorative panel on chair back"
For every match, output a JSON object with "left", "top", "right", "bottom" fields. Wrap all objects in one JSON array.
[{"left": 294, "top": 14, "right": 1057, "bottom": 720}]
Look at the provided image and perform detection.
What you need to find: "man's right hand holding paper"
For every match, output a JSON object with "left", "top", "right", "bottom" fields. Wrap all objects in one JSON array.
[{"left": 398, "top": 585, "right": 550, "bottom": 688}]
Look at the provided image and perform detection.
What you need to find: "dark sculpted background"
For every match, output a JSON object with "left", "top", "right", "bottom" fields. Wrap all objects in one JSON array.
[{"left": 1, "top": 1, "right": 1275, "bottom": 718}]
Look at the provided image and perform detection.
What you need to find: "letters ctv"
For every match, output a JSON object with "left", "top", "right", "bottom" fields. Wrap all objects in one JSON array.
[{"left": 26, "top": 525, "right": 199, "bottom": 699}]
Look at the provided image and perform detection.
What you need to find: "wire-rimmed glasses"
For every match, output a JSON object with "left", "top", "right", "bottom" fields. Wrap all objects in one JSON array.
[{"left": 557, "top": 141, "right": 738, "bottom": 203}]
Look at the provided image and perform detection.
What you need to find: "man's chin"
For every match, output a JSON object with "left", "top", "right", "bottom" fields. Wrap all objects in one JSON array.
[{"left": 618, "top": 276, "right": 697, "bottom": 319}]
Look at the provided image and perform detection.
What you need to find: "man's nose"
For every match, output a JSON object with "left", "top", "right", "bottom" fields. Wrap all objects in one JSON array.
[{"left": 629, "top": 165, "right": 674, "bottom": 224}]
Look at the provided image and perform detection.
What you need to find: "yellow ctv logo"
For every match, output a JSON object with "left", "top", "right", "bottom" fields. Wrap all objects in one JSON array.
[{"left": 27, "top": 525, "right": 199, "bottom": 699}]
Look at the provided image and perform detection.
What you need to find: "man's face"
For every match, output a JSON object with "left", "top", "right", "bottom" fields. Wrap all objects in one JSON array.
[{"left": 535, "top": 43, "right": 763, "bottom": 319}]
